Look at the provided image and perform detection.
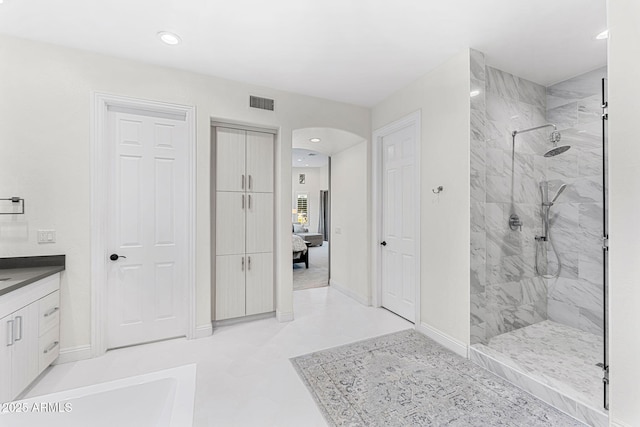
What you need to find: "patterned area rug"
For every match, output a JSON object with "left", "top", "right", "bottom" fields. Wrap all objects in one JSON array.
[{"left": 291, "top": 329, "right": 584, "bottom": 426}]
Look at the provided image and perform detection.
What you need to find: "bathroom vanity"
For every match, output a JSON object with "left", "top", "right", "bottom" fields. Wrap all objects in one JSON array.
[{"left": 0, "top": 256, "right": 64, "bottom": 403}]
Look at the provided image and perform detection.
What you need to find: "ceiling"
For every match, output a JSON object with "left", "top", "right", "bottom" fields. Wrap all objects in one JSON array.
[
  {"left": 292, "top": 148, "right": 329, "bottom": 168},
  {"left": 0, "top": 0, "right": 607, "bottom": 106},
  {"left": 292, "top": 127, "right": 365, "bottom": 156}
]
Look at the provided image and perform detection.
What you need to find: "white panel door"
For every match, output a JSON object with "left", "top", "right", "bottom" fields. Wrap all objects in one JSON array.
[
  {"left": 246, "top": 252, "right": 274, "bottom": 316},
  {"left": 245, "top": 131, "right": 274, "bottom": 193},
  {"left": 216, "top": 127, "right": 246, "bottom": 192},
  {"left": 245, "top": 192, "right": 274, "bottom": 254},
  {"left": 381, "top": 124, "right": 416, "bottom": 322},
  {"left": 216, "top": 192, "right": 246, "bottom": 256},
  {"left": 215, "top": 255, "right": 246, "bottom": 320},
  {"left": 107, "top": 110, "right": 188, "bottom": 349}
]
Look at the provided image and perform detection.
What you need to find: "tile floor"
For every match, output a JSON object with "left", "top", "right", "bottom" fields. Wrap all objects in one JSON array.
[
  {"left": 474, "top": 320, "right": 603, "bottom": 409},
  {"left": 26, "top": 287, "right": 412, "bottom": 426}
]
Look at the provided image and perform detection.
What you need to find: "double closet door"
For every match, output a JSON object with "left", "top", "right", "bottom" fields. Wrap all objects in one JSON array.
[{"left": 215, "top": 127, "right": 274, "bottom": 320}]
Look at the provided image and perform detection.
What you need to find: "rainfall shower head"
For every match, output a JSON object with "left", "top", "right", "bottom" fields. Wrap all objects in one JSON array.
[
  {"left": 544, "top": 130, "right": 570, "bottom": 157},
  {"left": 512, "top": 124, "right": 570, "bottom": 157},
  {"left": 544, "top": 144, "right": 571, "bottom": 157}
]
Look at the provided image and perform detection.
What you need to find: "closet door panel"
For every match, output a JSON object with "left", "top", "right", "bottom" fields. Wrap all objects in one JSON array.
[
  {"left": 216, "top": 127, "right": 246, "bottom": 192},
  {"left": 245, "top": 193, "right": 273, "bottom": 254},
  {"left": 216, "top": 192, "right": 246, "bottom": 255},
  {"left": 245, "top": 252, "right": 274, "bottom": 316},
  {"left": 0, "top": 314, "right": 12, "bottom": 403},
  {"left": 10, "top": 303, "right": 39, "bottom": 399},
  {"left": 245, "top": 131, "right": 274, "bottom": 193},
  {"left": 215, "top": 255, "right": 246, "bottom": 320}
]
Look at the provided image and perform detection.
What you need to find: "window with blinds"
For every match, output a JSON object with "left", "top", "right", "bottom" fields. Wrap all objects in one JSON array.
[{"left": 296, "top": 194, "right": 308, "bottom": 224}]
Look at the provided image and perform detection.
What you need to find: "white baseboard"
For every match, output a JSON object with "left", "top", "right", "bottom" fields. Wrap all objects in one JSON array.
[
  {"left": 214, "top": 312, "right": 276, "bottom": 328},
  {"left": 194, "top": 323, "right": 213, "bottom": 339},
  {"left": 416, "top": 322, "right": 468, "bottom": 358},
  {"left": 276, "top": 309, "right": 294, "bottom": 322},
  {"left": 54, "top": 345, "right": 92, "bottom": 365},
  {"left": 612, "top": 419, "right": 632, "bottom": 427},
  {"left": 330, "top": 279, "right": 370, "bottom": 306}
]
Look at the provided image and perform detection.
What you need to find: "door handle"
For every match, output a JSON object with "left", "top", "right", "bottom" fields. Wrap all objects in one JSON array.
[
  {"left": 44, "top": 341, "right": 59, "bottom": 354},
  {"left": 242, "top": 194, "right": 245, "bottom": 210},
  {"left": 242, "top": 174, "right": 245, "bottom": 190},
  {"left": 44, "top": 307, "right": 60, "bottom": 317},
  {"left": 14, "top": 316, "right": 22, "bottom": 341},
  {"left": 248, "top": 175, "right": 252, "bottom": 190},
  {"left": 248, "top": 194, "right": 252, "bottom": 210},
  {"left": 248, "top": 256, "right": 251, "bottom": 271},
  {"left": 380, "top": 241, "right": 387, "bottom": 246},
  {"left": 109, "top": 254, "right": 127, "bottom": 261},
  {"left": 6, "top": 320, "right": 14, "bottom": 347},
  {"left": 241, "top": 257, "right": 245, "bottom": 271}
]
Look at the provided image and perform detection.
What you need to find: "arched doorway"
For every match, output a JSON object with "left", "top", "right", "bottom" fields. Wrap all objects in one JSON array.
[{"left": 291, "top": 128, "right": 369, "bottom": 303}]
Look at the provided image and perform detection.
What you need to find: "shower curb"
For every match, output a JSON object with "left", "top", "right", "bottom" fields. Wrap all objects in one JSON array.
[{"left": 469, "top": 346, "right": 608, "bottom": 427}]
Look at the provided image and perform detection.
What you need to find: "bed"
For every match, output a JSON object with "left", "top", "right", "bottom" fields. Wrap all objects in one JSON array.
[{"left": 292, "top": 234, "right": 309, "bottom": 268}]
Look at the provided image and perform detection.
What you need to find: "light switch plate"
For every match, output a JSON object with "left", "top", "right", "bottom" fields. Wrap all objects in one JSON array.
[{"left": 37, "top": 229, "right": 56, "bottom": 243}]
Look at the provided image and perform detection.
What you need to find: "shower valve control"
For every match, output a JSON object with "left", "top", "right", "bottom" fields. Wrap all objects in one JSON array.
[{"left": 508, "top": 214, "right": 523, "bottom": 231}]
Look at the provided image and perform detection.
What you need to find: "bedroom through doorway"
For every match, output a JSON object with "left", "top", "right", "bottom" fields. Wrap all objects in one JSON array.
[{"left": 292, "top": 148, "right": 330, "bottom": 291}]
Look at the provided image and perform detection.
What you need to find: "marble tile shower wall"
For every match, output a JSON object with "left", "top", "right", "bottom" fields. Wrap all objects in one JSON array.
[
  {"left": 470, "top": 48, "right": 607, "bottom": 344},
  {"left": 470, "top": 49, "right": 548, "bottom": 345},
  {"left": 545, "top": 67, "right": 607, "bottom": 336}
]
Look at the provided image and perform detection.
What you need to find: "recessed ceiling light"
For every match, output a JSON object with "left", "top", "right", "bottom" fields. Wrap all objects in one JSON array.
[
  {"left": 297, "top": 158, "right": 302, "bottom": 161},
  {"left": 158, "top": 31, "right": 182, "bottom": 45},
  {"left": 470, "top": 90, "right": 481, "bottom": 97},
  {"left": 305, "top": 164, "right": 309, "bottom": 166},
  {"left": 309, "top": 138, "right": 321, "bottom": 143},
  {"left": 595, "top": 30, "right": 609, "bottom": 40}
]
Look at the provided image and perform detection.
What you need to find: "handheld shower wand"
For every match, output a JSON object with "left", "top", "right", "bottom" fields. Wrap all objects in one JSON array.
[
  {"left": 535, "top": 181, "right": 567, "bottom": 279},
  {"left": 544, "top": 184, "right": 567, "bottom": 206}
]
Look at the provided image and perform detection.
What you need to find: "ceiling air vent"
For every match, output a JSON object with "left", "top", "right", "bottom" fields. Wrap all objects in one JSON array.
[{"left": 250, "top": 96, "right": 275, "bottom": 111}]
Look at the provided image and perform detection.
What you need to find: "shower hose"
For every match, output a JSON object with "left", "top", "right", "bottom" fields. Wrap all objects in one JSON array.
[{"left": 535, "top": 208, "right": 562, "bottom": 279}]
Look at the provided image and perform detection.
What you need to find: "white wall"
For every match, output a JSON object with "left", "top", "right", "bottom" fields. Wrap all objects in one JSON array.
[
  {"left": 372, "top": 50, "right": 471, "bottom": 345},
  {"left": 608, "top": 1, "right": 640, "bottom": 424},
  {"left": 291, "top": 167, "right": 328, "bottom": 233},
  {"left": 320, "top": 164, "right": 329, "bottom": 191},
  {"left": 330, "top": 141, "right": 370, "bottom": 303},
  {"left": 0, "top": 34, "right": 370, "bottom": 353}
]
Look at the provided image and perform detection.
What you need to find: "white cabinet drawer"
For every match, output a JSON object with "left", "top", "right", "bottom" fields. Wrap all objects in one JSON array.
[
  {"left": 38, "top": 290, "right": 60, "bottom": 336},
  {"left": 38, "top": 326, "right": 60, "bottom": 371}
]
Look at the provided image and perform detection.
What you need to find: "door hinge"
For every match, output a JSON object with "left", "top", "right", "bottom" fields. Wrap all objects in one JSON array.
[
  {"left": 602, "top": 102, "right": 608, "bottom": 120},
  {"left": 602, "top": 235, "right": 609, "bottom": 251},
  {"left": 597, "top": 363, "right": 610, "bottom": 385}
]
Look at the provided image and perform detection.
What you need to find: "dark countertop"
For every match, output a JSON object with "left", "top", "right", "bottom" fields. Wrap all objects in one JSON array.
[{"left": 0, "top": 255, "right": 65, "bottom": 297}]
